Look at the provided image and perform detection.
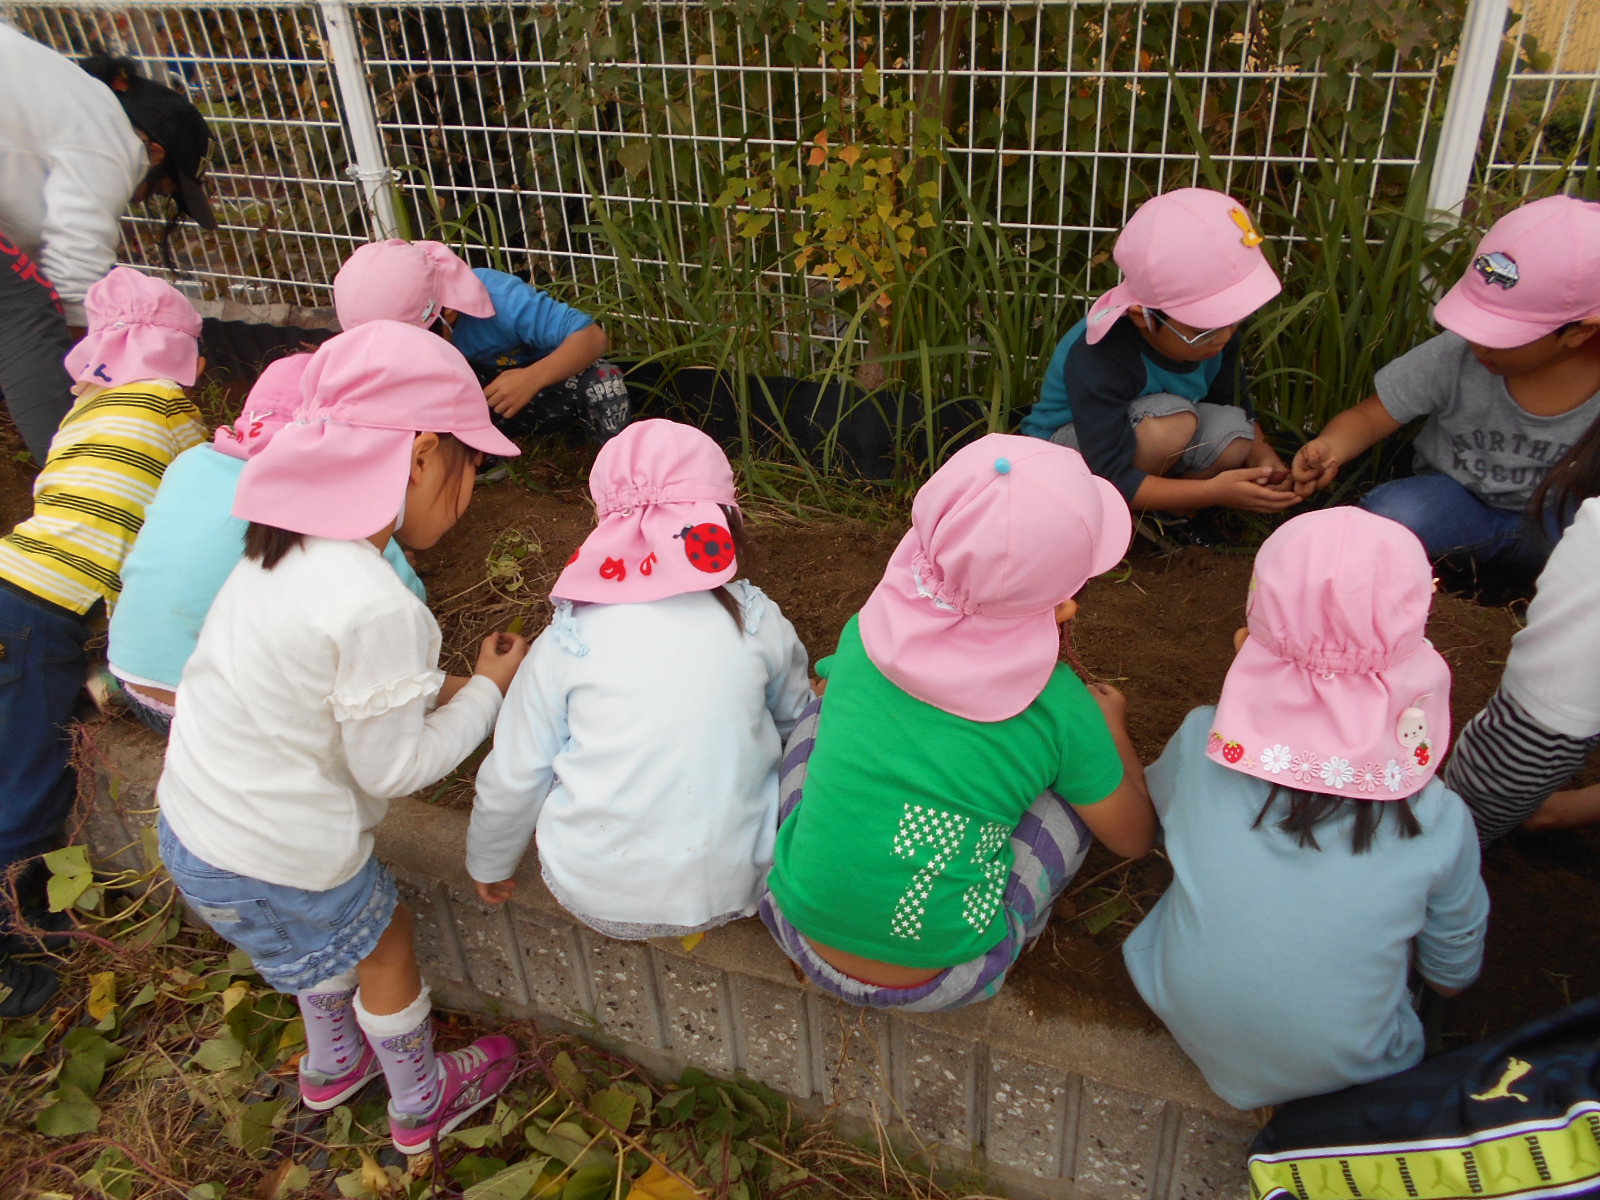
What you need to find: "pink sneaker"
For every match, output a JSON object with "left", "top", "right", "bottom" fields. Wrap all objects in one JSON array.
[
  {"left": 299, "top": 1042, "right": 383, "bottom": 1111},
  {"left": 389, "top": 1034, "right": 519, "bottom": 1154}
]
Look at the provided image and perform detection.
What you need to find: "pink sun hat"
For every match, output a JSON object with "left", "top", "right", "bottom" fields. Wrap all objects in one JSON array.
[
  {"left": 1207, "top": 508, "right": 1452, "bottom": 800},
  {"left": 233, "top": 321, "right": 518, "bottom": 539},
  {"left": 1084, "top": 187, "right": 1282, "bottom": 345},
  {"left": 858, "top": 435, "right": 1132, "bottom": 722},
  {"left": 551, "top": 418, "right": 740, "bottom": 604},
  {"left": 1433, "top": 195, "right": 1600, "bottom": 350},
  {"left": 333, "top": 239, "right": 495, "bottom": 329},
  {"left": 212, "top": 353, "right": 310, "bottom": 461},
  {"left": 63, "top": 266, "right": 203, "bottom": 390}
]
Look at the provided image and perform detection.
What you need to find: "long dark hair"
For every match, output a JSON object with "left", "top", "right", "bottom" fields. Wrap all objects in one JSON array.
[
  {"left": 1252, "top": 783, "right": 1422, "bottom": 855},
  {"left": 1530, "top": 405, "right": 1600, "bottom": 535},
  {"left": 707, "top": 505, "right": 752, "bottom": 631},
  {"left": 243, "top": 432, "right": 474, "bottom": 570}
]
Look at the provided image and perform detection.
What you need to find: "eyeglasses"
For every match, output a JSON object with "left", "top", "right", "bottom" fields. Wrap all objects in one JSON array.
[{"left": 1149, "top": 310, "right": 1231, "bottom": 348}]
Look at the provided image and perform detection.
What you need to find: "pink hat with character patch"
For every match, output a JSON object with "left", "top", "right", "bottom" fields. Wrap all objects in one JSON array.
[
  {"left": 333, "top": 239, "right": 495, "bottom": 329},
  {"left": 1207, "top": 508, "right": 1451, "bottom": 800},
  {"left": 233, "top": 321, "right": 518, "bottom": 539},
  {"left": 1084, "top": 187, "right": 1282, "bottom": 345},
  {"left": 551, "top": 418, "right": 740, "bottom": 604},
  {"left": 212, "top": 353, "right": 310, "bottom": 461},
  {"left": 858, "top": 435, "right": 1132, "bottom": 722},
  {"left": 64, "top": 266, "right": 202, "bottom": 390},
  {"left": 1433, "top": 195, "right": 1600, "bottom": 349}
]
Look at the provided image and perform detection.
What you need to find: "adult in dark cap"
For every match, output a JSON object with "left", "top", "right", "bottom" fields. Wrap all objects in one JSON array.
[{"left": 0, "top": 21, "right": 216, "bottom": 464}]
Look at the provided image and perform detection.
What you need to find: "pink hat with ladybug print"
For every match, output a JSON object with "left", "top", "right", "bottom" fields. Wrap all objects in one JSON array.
[
  {"left": 551, "top": 418, "right": 740, "bottom": 605},
  {"left": 858, "top": 435, "right": 1131, "bottom": 722},
  {"left": 1207, "top": 508, "right": 1452, "bottom": 800},
  {"left": 212, "top": 353, "right": 309, "bottom": 461}
]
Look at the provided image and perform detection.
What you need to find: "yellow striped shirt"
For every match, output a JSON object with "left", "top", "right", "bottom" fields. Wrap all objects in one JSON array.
[{"left": 0, "top": 382, "right": 205, "bottom": 614}]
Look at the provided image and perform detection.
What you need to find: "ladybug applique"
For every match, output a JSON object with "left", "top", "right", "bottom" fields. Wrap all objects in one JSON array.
[
  {"left": 679, "top": 523, "right": 734, "bottom": 573},
  {"left": 1222, "top": 742, "right": 1244, "bottom": 764}
]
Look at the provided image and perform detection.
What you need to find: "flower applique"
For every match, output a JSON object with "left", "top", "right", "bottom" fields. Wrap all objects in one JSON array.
[
  {"left": 1319, "top": 756, "right": 1355, "bottom": 790},
  {"left": 1259, "top": 744, "right": 1293, "bottom": 775},
  {"left": 1383, "top": 760, "right": 1405, "bottom": 791},
  {"left": 1355, "top": 762, "right": 1382, "bottom": 793},
  {"left": 1288, "top": 750, "right": 1321, "bottom": 784}
]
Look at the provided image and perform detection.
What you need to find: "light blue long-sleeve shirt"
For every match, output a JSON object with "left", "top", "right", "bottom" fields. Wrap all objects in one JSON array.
[{"left": 1123, "top": 706, "right": 1489, "bottom": 1110}]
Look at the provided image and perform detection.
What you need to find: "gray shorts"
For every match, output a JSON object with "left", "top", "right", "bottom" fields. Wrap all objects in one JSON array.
[{"left": 1050, "top": 392, "right": 1253, "bottom": 474}]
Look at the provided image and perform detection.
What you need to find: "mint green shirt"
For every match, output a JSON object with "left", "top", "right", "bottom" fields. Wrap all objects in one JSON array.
[{"left": 768, "top": 617, "right": 1125, "bottom": 966}]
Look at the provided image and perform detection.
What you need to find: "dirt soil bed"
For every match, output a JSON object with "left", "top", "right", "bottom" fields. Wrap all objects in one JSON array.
[{"left": 3, "top": 416, "right": 1594, "bottom": 1056}]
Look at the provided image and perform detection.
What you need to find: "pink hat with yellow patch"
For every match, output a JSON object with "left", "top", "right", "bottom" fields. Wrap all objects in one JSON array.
[
  {"left": 551, "top": 419, "right": 740, "bottom": 604},
  {"left": 1206, "top": 508, "right": 1452, "bottom": 800},
  {"left": 63, "top": 266, "right": 202, "bottom": 390},
  {"left": 1085, "top": 187, "right": 1282, "bottom": 345}
]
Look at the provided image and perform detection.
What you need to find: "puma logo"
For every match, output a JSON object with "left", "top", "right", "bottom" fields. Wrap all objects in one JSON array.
[{"left": 1470, "top": 1057, "right": 1533, "bottom": 1103}]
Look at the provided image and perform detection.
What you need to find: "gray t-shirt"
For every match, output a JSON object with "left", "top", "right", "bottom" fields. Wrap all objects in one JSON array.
[{"left": 1375, "top": 331, "right": 1600, "bottom": 510}]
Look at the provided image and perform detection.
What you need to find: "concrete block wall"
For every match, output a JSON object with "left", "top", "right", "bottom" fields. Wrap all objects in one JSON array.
[{"left": 83, "top": 726, "right": 1255, "bottom": 1200}]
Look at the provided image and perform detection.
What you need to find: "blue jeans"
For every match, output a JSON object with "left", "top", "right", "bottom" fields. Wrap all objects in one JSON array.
[
  {"left": 1359, "top": 474, "right": 1558, "bottom": 576},
  {"left": 0, "top": 584, "right": 89, "bottom": 893}
]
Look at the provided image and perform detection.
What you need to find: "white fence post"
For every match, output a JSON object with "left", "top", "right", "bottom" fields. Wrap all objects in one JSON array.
[
  {"left": 1427, "top": 0, "right": 1512, "bottom": 217},
  {"left": 318, "top": 0, "right": 401, "bottom": 239}
]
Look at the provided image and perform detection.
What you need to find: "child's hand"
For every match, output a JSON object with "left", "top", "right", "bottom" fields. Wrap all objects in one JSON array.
[
  {"left": 1208, "top": 467, "right": 1304, "bottom": 513},
  {"left": 1086, "top": 681, "right": 1128, "bottom": 724},
  {"left": 473, "top": 631, "right": 530, "bottom": 694},
  {"left": 476, "top": 879, "right": 516, "bottom": 905},
  {"left": 1290, "top": 439, "right": 1341, "bottom": 497},
  {"left": 484, "top": 367, "right": 544, "bottom": 419}
]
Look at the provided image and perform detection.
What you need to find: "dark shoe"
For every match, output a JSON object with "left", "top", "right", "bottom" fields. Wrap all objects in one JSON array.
[{"left": 0, "top": 958, "right": 58, "bottom": 1019}]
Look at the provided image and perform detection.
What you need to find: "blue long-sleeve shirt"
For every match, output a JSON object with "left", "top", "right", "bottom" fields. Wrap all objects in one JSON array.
[
  {"left": 1123, "top": 706, "right": 1489, "bottom": 1110},
  {"left": 447, "top": 268, "right": 595, "bottom": 369}
]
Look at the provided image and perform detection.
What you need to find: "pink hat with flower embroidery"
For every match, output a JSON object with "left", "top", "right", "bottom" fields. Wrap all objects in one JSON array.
[
  {"left": 858, "top": 434, "right": 1131, "bottom": 722},
  {"left": 1207, "top": 507, "right": 1452, "bottom": 800},
  {"left": 550, "top": 418, "right": 740, "bottom": 605}
]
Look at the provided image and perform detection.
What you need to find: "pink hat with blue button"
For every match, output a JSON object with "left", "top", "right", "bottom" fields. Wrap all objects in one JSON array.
[
  {"left": 858, "top": 435, "right": 1132, "bottom": 722},
  {"left": 333, "top": 239, "right": 495, "bottom": 329}
]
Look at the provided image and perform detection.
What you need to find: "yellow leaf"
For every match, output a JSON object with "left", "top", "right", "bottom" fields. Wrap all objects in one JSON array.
[
  {"left": 358, "top": 1149, "right": 391, "bottom": 1195},
  {"left": 221, "top": 980, "right": 251, "bottom": 1016},
  {"left": 678, "top": 932, "right": 705, "bottom": 953},
  {"left": 625, "top": 1161, "right": 707, "bottom": 1200},
  {"left": 837, "top": 144, "right": 863, "bottom": 167},
  {"left": 87, "top": 972, "right": 117, "bottom": 1022}
]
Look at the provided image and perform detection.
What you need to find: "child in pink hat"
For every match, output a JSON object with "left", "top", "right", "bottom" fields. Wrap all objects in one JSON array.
[
  {"left": 466, "top": 418, "right": 813, "bottom": 938},
  {"left": 334, "top": 238, "right": 628, "bottom": 447},
  {"left": 0, "top": 266, "right": 207, "bottom": 1018},
  {"left": 1292, "top": 195, "right": 1600, "bottom": 577},
  {"left": 156, "top": 321, "right": 531, "bottom": 1154},
  {"left": 1123, "top": 507, "right": 1489, "bottom": 1110},
  {"left": 1021, "top": 188, "right": 1300, "bottom": 519},
  {"left": 107, "top": 352, "right": 427, "bottom": 733},
  {"left": 762, "top": 435, "right": 1154, "bottom": 1011}
]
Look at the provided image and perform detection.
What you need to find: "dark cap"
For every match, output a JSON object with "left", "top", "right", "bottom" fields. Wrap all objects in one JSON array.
[{"left": 81, "top": 52, "right": 217, "bottom": 230}]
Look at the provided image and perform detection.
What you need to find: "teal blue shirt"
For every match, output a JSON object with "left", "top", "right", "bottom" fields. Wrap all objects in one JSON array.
[
  {"left": 449, "top": 268, "right": 595, "bottom": 369},
  {"left": 107, "top": 444, "right": 426, "bottom": 690}
]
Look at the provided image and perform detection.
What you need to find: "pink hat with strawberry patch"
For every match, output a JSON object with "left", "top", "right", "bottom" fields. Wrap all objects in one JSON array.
[
  {"left": 212, "top": 353, "right": 310, "bottom": 461},
  {"left": 858, "top": 435, "right": 1132, "bottom": 722},
  {"left": 1207, "top": 508, "right": 1452, "bottom": 800},
  {"left": 551, "top": 418, "right": 740, "bottom": 605}
]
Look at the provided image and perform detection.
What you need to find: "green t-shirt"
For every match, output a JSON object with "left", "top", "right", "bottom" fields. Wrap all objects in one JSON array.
[{"left": 767, "top": 616, "right": 1125, "bottom": 967}]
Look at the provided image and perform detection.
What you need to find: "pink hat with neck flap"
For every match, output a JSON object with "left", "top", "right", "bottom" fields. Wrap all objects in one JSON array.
[
  {"left": 552, "top": 418, "right": 739, "bottom": 604},
  {"left": 858, "top": 435, "right": 1132, "bottom": 722},
  {"left": 212, "top": 353, "right": 310, "bottom": 461},
  {"left": 1207, "top": 508, "right": 1452, "bottom": 799},
  {"left": 1084, "top": 187, "right": 1282, "bottom": 346},
  {"left": 333, "top": 239, "right": 495, "bottom": 329},
  {"left": 64, "top": 266, "right": 202, "bottom": 390},
  {"left": 233, "top": 321, "right": 518, "bottom": 539}
]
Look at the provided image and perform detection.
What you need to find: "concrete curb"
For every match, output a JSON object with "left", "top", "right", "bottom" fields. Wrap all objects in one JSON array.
[{"left": 82, "top": 723, "right": 1254, "bottom": 1200}]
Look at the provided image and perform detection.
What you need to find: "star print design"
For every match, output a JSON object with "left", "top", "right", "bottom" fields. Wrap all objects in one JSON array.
[
  {"left": 891, "top": 803, "right": 969, "bottom": 941},
  {"left": 962, "top": 821, "right": 1010, "bottom": 932}
]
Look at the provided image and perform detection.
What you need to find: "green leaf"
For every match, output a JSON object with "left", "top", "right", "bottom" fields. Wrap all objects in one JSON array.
[
  {"left": 59, "top": 1029, "right": 119, "bottom": 1096},
  {"left": 552, "top": 1050, "right": 586, "bottom": 1098},
  {"left": 449, "top": 1155, "right": 510, "bottom": 1187},
  {"left": 589, "top": 1085, "right": 636, "bottom": 1131},
  {"left": 1084, "top": 895, "right": 1131, "bottom": 935},
  {"left": 227, "top": 1097, "right": 286, "bottom": 1156},
  {"left": 0, "top": 1022, "right": 53, "bottom": 1067},
  {"left": 323, "top": 1103, "right": 354, "bottom": 1147},
  {"left": 191, "top": 1032, "right": 246, "bottom": 1072},
  {"left": 461, "top": 1158, "right": 551, "bottom": 1200},
  {"left": 446, "top": 1123, "right": 505, "bottom": 1149},
  {"left": 562, "top": 1163, "right": 617, "bottom": 1200},
  {"left": 186, "top": 1186, "right": 223, "bottom": 1200},
  {"left": 36, "top": 1085, "right": 101, "bottom": 1137}
]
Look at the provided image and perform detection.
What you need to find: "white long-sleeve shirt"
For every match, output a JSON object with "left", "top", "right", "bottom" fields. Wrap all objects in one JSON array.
[
  {"left": 468, "top": 583, "right": 812, "bottom": 927},
  {"left": 159, "top": 537, "right": 502, "bottom": 891},
  {"left": 0, "top": 22, "right": 146, "bottom": 324}
]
